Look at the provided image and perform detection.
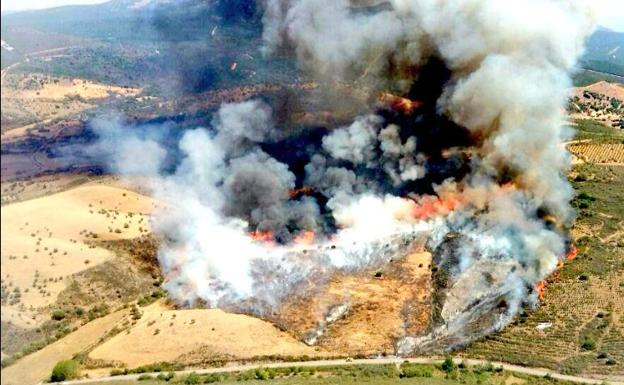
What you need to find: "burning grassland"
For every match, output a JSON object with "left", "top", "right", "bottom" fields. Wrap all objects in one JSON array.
[{"left": 89, "top": 0, "right": 598, "bottom": 356}]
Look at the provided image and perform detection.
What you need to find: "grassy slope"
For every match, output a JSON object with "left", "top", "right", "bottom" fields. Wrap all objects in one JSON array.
[{"left": 463, "top": 120, "right": 624, "bottom": 377}]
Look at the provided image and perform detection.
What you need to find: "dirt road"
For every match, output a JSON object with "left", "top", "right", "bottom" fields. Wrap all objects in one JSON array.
[{"left": 48, "top": 357, "right": 623, "bottom": 385}]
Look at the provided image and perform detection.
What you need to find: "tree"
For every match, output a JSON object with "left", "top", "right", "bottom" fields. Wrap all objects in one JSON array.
[
  {"left": 441, "top": 356, "right": 457, "bottom": 373},
  {"left": 50, "top": 359, "right": 80, "bottom": 382}
]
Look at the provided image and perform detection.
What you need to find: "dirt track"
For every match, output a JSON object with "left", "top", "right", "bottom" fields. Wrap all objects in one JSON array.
[{"left": 47, "top": 357, "right": 624, "bottom": 385}]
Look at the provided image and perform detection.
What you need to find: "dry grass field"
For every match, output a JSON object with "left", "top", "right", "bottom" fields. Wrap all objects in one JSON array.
[
  {"left": 1, "top": 183, "right": 155, "bottom": 347},
  {"left": 1, "top": 73, "right": 140, "bottom": 137},
  {"left": 88, "top": 301, "right": 322, "bottom": 369}
]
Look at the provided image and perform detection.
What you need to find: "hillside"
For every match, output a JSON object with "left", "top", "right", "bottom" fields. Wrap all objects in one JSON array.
[
  {"left": 579, "top": 28, "right": 624, "bottom": 76},
  {"left": 0, "top": 2, "right": 623, "bottom": 385}
]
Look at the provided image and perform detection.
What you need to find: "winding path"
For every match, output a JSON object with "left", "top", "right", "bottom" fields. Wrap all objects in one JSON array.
[{"left": 49, "top": 357, "right": 624, "bottom": 385}]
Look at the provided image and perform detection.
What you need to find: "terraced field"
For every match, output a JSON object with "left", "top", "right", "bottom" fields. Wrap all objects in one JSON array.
[
  {"left": 568, "top": 143, "right": 624, "bottom": 164},
  {"left": 463, "top": 162, "right": 624, "bottom": 379},
  {"left": 463, "top": 118, "right": 623, "bottom": 379}
]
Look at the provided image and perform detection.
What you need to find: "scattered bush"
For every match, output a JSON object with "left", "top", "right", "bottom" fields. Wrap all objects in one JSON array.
[
  {"left": 138, "top": 374, "right": 153, "bottom": 381},
  {"left": 51, "top": 309, "right": 66, "bottom": 321}
]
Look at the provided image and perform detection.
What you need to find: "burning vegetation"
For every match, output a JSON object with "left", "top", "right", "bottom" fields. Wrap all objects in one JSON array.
[{"left": 93, "top": 0, "right": 597, "bottom": 355}]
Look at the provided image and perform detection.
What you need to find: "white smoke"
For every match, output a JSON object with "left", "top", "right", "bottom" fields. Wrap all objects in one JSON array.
[{"left": 94, "top": 0, "right": 597, "bottom": 353}]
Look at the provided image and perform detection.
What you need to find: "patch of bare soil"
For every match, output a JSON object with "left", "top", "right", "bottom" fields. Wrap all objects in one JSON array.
[{"left": 271, "top": 244, "right": 432, "bottom": 356}]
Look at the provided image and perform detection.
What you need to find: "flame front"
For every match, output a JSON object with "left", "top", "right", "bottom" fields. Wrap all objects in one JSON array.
[
  {"left": 294, "top": 230, "right": 315, "bottom": 245},
  {"left": 566, "top": 244, "right": 577, "bottom": 260},
  {"left": 536, "top": 281, "right": 546, "bottom": 302},
  {"left": 250, "top": 231, "right": 275, "bottom": 243},
  {"left": 378, "top": 92, "right": 423, "bottom": 114}
]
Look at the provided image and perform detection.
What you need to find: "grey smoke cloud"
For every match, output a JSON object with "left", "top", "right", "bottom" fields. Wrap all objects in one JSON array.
[{"left": 95, "top": 0, "right": 597, "bottom": 354}]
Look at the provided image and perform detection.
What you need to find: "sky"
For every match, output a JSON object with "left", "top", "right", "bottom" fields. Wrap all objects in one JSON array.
[{"left": 1, "top": 0, "right": 623, "bottom": 32}]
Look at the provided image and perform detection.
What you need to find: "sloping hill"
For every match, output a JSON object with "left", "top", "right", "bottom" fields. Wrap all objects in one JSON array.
[{"left": 579, "top": 27, "right": 624, "bottom": 76}]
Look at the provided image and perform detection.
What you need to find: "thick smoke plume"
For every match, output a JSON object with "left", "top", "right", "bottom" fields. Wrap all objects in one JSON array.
[{"left": 95, "top": 0, "right": 597, "bottom": 353}]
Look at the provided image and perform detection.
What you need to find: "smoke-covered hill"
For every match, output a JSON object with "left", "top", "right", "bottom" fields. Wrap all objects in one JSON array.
[
  {"left": 2, "top": 0, "right": 623, "bottom": 80},
  {"left": 0, "top": 0, "right": 294, "bottom": 93},
  {"left": 578, "top": 27, "right": 624, "bottom": 76}
]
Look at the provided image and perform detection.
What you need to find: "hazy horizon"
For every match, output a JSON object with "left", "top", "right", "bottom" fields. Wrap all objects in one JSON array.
[{"left": 1, "top": 0, "right": 624, "bottom": 33}]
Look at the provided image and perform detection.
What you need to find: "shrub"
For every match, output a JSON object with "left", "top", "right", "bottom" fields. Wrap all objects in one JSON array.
[
  {"left": 184, "top": 372, "right": 201, "bottom": 384},
  {"left": 473, "top": 362, "right": 495, "bottom": 373},
  {"left": 441, "top": 356, "right": 457, "bottom": 373},
  {"left": 110, "top": 368, "right": 127, "bottom": 376},
  {"left": 51, "top": 309, "right": 66, "bottom": 321},
  {"left": 50, "top": 359, "right": 80, "bottom": 382},
  {"left": 255, "top": 368, "right": 274, "bottom": 380},
  {"left": 581, "top": 337, "right": 596, "bottom": 351},
  {"left": 401, "top": 365, "right": 433, "bottom": 378},
  {"left": 203, "top": 374, "right": 221, "bottom": 383},
  {"left": 577, "top": 192, "right": 596, "bottom": 201},
  {"left": 138, "top": 374, "right": 153, "bottom": 381}
]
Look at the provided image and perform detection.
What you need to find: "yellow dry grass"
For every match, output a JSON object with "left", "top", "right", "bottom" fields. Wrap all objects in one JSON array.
[
  {"left": 17, "top": 78, "right": 138, "bottom": 100},
  {"left": 88, "top": 301, "right": 321, "bottom": 368},
  {"left": 1, "top": 73, "right": 140, "bottom": 138},
  {"left": 1, "top": 184, "right": 155, "bottom": 327},
  {"left": 574, "top": 81, "right": 624, "bottom": 101},
  {"left": 0, "top": 308, "right": 128, "bottom": 385}
]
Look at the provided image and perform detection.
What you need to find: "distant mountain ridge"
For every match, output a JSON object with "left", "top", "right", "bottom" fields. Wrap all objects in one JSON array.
[
  {"left": 2, "top": 0, "right": 623, "bottom": 78},
  {"left": 579, "top": 27, "right": 624, "bottom": 76}
]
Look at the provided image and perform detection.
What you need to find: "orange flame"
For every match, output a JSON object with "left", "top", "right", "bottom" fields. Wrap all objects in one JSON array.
[
  {"left": 378, "top": 92, "right": 423, "bottom": 114},
  {"left": 294, "top": 230, "right": 315, "bottom": 245},
  {"left": 289, "top": 186, "right": 314, "bottom": 199},
  {"left": 250, "top": 231, "right": 274, "bottom": 243},
  {"left": 536, "top": 281, "right": 546, "bottom": 302},
  {"left": 566, "top": 244, "right": 577, "bottom": 261},
  {"left": 411, "top": 194, "right": 462, "bottom": 220}
]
